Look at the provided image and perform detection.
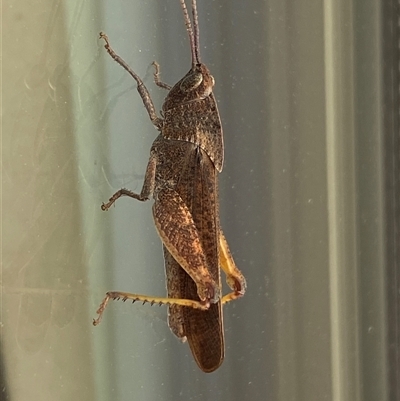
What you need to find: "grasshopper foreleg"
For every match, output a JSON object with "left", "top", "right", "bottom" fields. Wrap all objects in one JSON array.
[
  {"left": 99, "top": 32, "right": 163, "bottom": 129},
  {"left": 151, "top": 61, "right": 172, "bottom": 90}
]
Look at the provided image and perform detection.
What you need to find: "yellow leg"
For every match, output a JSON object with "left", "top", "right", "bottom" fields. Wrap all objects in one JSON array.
[
  {"left": 221, "top": 291, "right": 245, "bottom": 305},
  {"left": 93, "top": 291, "right": 210, "bottom": 326},
  {"left": 219, "top": 230, "right": 247, "bottom": 295},
  {"left": 93, "top": 231, "right": 246, "bottom": 326}
]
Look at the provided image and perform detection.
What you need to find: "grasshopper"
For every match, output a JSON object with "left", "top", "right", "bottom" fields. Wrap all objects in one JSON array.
[{"left": 93, "top": 0, "right": 246, "bottom": 373}]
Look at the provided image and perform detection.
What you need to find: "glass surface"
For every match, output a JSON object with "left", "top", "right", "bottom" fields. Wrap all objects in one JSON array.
[{"left": 3, "top": 0, "right": 399, "bottom": 400}]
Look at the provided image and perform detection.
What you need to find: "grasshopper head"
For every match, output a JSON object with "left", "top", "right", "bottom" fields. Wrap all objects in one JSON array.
[{"left": 162, "top": 63, "right": 215, "bottom": 111}]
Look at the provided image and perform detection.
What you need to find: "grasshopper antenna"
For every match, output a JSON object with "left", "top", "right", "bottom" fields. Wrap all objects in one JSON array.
[
  {"left": 180, "top": 0, "right": 201, "bottom": 68},
  {"left": 191, "top": 0, "right": 201, "bottom": 64}
]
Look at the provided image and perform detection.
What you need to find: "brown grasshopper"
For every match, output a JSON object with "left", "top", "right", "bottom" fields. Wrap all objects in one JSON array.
[{"left": 93, "top": 0, "right": 246, "bottom": 373}]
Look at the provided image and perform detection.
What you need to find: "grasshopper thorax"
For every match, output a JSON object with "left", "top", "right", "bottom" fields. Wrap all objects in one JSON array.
[{"left": 160, "top": 62, "right": 223, "bottom": 172}]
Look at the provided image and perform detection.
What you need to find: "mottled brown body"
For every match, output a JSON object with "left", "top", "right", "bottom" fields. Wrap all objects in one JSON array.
[{"left": 93, "top": 0, "right": 246, "bottom": 372}]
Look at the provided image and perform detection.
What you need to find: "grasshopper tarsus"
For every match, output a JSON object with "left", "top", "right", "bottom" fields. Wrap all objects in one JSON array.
[
  {"left": 93, "top": 292, "right": 112, "bottom": 326},
  {"left": 98, "top": 31, "right": 109, "bottom": 45},
  {"left": 221, "top": 285, "right": 247, "bottom": 305},
  {"left": 152, "top": 61, "right": 172, "bottom": 90}
]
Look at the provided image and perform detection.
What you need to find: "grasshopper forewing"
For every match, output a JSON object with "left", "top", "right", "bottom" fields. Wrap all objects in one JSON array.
[{"left": 94, "top": 0, "right": 246, "bottom": 372}]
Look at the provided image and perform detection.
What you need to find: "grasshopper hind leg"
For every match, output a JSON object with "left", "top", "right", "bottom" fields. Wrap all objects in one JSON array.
[
  {"left": 92, "top": 290, "right": 209, "bottom": 326},
  {"left": 152, "top": 186, "right": 221, "bottom": 303},
  {"left": 219, "top": 230, "right": 247, "bottom": 304}
]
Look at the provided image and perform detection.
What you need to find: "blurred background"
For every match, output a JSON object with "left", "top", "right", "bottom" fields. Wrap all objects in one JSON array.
[{"left": 2, "top": 0, "right": 399, "bottom": 400}]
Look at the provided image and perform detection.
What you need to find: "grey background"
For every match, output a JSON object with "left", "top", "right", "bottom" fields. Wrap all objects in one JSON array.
[{"left": 2, "top": 0, "right": 399, "bottom": 400}]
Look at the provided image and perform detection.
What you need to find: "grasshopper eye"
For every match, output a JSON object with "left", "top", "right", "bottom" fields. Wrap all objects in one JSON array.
[{"left": 180, "top": 71, "right": 203, "bottom": 92}]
